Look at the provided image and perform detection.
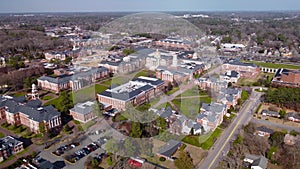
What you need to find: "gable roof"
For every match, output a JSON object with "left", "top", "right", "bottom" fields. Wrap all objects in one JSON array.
[
  {"left": 157, "top": 140, "right": 182, "bottom": 158},
  {"left": 70, "top": 101, "right": 95, "bottom": 115},
  {"left": 256, "top": 126, "right": 274, "bottom": 134}
]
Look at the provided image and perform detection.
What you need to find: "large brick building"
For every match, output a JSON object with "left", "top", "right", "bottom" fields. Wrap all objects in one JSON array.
[
  {"left": 0, "top": 96, "right": 61, "bottom": 133},
  {"left": 155, "top": 38, "right": 192, "bottom": 50},
  {"left": 272, "top": 68, "right": 300, "bottom": 87},
  {"left": 38, "top": 66, "right": 109, "bottom": 93},
  {"left": 222, "top": 60, "right": 260, "bottom": 78},
  {"left": 98, "top": 76, "right": 164, "bottom": 110}
]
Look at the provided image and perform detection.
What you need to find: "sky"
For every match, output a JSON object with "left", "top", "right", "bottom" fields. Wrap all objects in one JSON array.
[{"left": 0, "top": 0, "right": 299, "bottom": 13}]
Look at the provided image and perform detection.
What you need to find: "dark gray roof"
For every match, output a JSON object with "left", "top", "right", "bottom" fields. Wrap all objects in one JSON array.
[
  {"left": 261, "top": 110, "right": 279, "bottom": 116},
  {"left": 224, "top": 70, "right": 239, "bottom": 78},
  {"left": 286, "top": 112, "right": 300, "bottom": 119},
  {"left": 157, "top": 140, "right": 182, "bottom": 158},
  {"left": 157, "top": 107, "right": 173, "bottom": 119},
  {"left": 251, "top": 155, "right": 268, "bottom": 169},
  {"left": 38, "top": 75, "right": 71, "bottom": 84},
  {"left": 256, "top": 126, "right": 274, "bottom": 134},
  {"left": 25, "top": 99, "right": 42, "bottom": 108},
  {"left": 98, "top": 84, "right": 153, "bottom": 101},
  {"left": 0, "top": 97, "right": 61, "bottom": 122},
  {"left": 201, "top": 102, "right": 226, "bottom": 114},
  {"left": 0, "top": 136, "right": 23, "bottom": 149}
]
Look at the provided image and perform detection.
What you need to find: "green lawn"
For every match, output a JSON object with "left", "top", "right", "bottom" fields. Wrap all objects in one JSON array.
[
  {"left": 13, "top": 92, "right": 26, "bottom": 97},
  {"left": 82, "top": 120, "right": 96, "bottom": 131},
  {"left": 156, "top": 102, "right": 173, "bottom": 109},
  {"left": 44, "top": 93, "right": 73, "bottom": 110},
  {"left": 0, "top": 132, "right": 4, "bottom": 138},
  {"left": 42, "top": 95, "right": 54, "bottom": 100},
  {"left": 244, "top": 60, "right": 300, "bottom": 69},
  {"left": 133, "top": 69, "right": 155, "bottom": 78},
  {"left": 166, "top": 87, "right": 180, "bottom": 95},
  {"left": 179, "top": 86, "right": 207, "bottom": 97},
  {"left": 172, "top": 95, "right": 211, "bottom": 119},
  {"left": 182, "top": 135, "right": 201, "bottom": 147},
  {"left": 200, "top": 128, "right": 222, "bottom": 150}
]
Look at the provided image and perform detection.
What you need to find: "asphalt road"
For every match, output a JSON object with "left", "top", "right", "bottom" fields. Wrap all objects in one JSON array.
[
  {"left": 198, "top": 90, "right": 263, "bottom": 169},
  {"left": 251, "top": 118, "right": 300, "bottom": 132}
]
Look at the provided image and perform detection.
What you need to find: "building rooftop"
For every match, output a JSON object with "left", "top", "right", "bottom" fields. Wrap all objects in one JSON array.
[
  {"left": 0, "top": 96, "right": 61, "bottom": 122},
  {"left": 157, "top": 139, "right": 182, "bottom": 158},
  {"left": 0, "top": 136, "right": 23, "bottom": 150},
  {"left": 70, "top": 101, "right": 95, "bottom": 115}
]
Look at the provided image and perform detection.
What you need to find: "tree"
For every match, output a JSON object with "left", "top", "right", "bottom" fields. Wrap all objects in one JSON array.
[
  {"left": 155, "top": 117, "right": 167, "bottom": 130},
  {"left": 123, "top": 138, "right": 139, "bottom": 157},
  {"left": 270, "top": 131, "right": 285, "bottom": 147},
  {"left": 279, "top": 110, "right": 286, "bottom": 119},
  {"left": 241, "top": 90, "right": 249, "bottom": 101},
  {"left": 39, "top": 122, "right": 46, "bottom": 134},
  {"left": 130, "top": 122, "right": 142, "bottom": 138},
  {"left": 174, "top": 150, "right": 194, "bottom": 169},
  {"left": 105, "top": 139, "right": 118, "bottom": 154},
  {"left": 228, "top": 82, "right": 233, "bottom": 88},
  {"left": 24, "top": 77, "right": 32, "bottom": 89},
  {"left": 59, "top": 91, "right": 73, "bottom": 113}
]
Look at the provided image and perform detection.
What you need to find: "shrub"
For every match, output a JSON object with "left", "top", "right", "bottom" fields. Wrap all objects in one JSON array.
[{"left": 159, "top": 157, "right": 166, "bottom": 162}]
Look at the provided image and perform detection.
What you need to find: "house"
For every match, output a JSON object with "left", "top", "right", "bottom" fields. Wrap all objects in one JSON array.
[
  {"left": 217, "top": 88, "right": 241, "bottom": 109},
  {"left": 157, "top": 139, "right": 182, "bottom": 161},
  {"left": 44, "top": 51, "right": 67, "bottom": 61},
  {"left": 243, "top": 154, "right": 268, "bottom": 169},
  {"left": 261, "top": 110, "right": 280, "bottom": 118},
  {"left": 70, "top": 101, "right": 97, "bottom": 123},
  {"left": 255, "top": 126, "right": 274, "bottom": 138},
  {"left": 286, "top": 112, "right": 300, "bottom": 123},
  {"left": 197, "top": 102, "right": 227, "bottom": 132},
  {"left": 272, "top": 68, "right": 300, "bottom": 88},
  {"left": 284, "top": 134, "right": 300, "bottom": 145},
  {"left": 0, "top": 96, "right": 61, "bottom": 133},
  {"left": 220, "top": 70, "right": 240, "bottom": 83},
  {"left": 98, "top": 76, "right": 164, "bottom": 110},
  {"left": 149, "top": 106, "right": 175, "bottom": 123},
  {"left": 0, "top": 136, "right": 24, "bottom": 162}
]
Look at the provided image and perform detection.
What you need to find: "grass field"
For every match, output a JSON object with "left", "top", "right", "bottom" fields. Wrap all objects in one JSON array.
[
  {"left": 200, "top": 128, "right": 222, "bottom": 150},
  {"left": 0, "top": 132, "right": 4, "bottom": 138},
  {"left": 42, "top": 95, "right": 54, "bottom": 100},
  {"left": 244, "top": 60, "right": 300, "bottom": 69},
  {"left": 13, "top": 92, "right": 26, "bottom": 97},
  {"left": 172, "top": 91, "right": 211, "bottom": 119}
]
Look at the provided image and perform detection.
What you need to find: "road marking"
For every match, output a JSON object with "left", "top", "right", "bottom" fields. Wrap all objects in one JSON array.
[{"left": 207, "top": 100, "right": 251, "bottom": 169}]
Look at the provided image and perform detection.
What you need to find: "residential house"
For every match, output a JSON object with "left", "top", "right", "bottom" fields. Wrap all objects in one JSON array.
[
  {"left": 70, "top": 101, "right": 97, "bottom": 123},
  {"left": 98, "top": 76, "right": 164, "bottom": 110},
  {"left": 156, "top": 139, "right": 182, "bottom": 161},
  {"left": 0, "top": 136, "right": 24, "bottom": 162},
  {"left": 261, "top": 110, "right": 280, "bottom": 118},
  {"left": 284, "top": 134, "right": 300, "bottom": 145},
  {"left": 44, "top": 51, "right": 66, "bottom": 61},
  {"left": 217, "top": 88, "right": 241, "bottom": 109},
  {"left": 197, "top": 102, "right": 227, "bottom": 132},
  {"left": 0, "top": 96, "right": 61, "bottom": 133},
  {"left": 243, "top": 154, "right": 268, "bottom": 169},
  {"left": 255, "top": 126, "right": 274, "bottom": 138},
  {"left": 286, "top": 112, "right": 300, "bottom": 123}
]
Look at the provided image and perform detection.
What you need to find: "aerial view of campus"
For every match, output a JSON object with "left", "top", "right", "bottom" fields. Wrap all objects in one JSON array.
[{"left": 0, "top": 0, "right": 299, "bottom": 169}]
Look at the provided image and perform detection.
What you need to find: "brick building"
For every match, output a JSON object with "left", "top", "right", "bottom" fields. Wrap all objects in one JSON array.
[
  {"left": 98, "top": 76, "right": 164, "bottom": 110},
  {"left": 70, "top": 101, "right": 97, "bottom": 123},
  {"left": 222, "top": 60, "right": 260, "bottom": 78},
  {"left": 0, "top": 96, "right": 61, "bottom": 133},
  {"left": 272, "top": 68, "right": 300, "bottom": 87},
  {"left": 38, "top": 66, "right": 109, "bottom": 93},
  {"left": 0, "top": 136, "right": 24, "bottom": 162}
]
